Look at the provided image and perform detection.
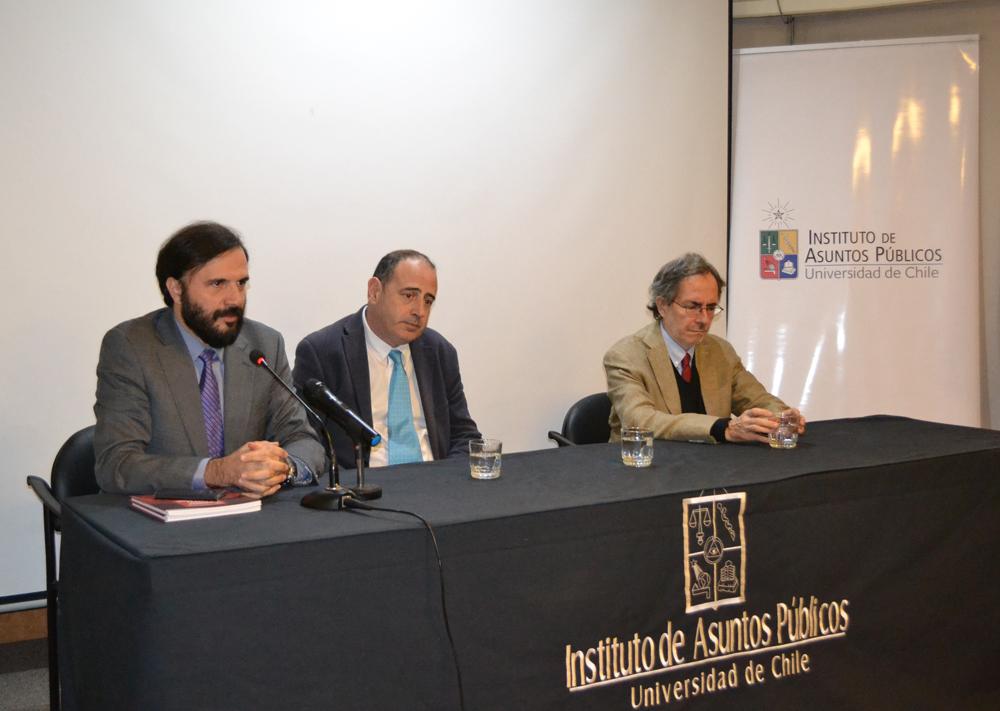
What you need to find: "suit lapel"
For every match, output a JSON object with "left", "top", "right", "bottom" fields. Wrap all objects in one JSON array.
[
  {"left": 154, "top": 311, "right": 209, "bottom": 455},
  {"left": 224, "top": 333, "right": 254, "bottom": 453},
  {"left": 410, "top": 338, "right": 441, "bottom": 458},
  {"left": 644, "top": 324, "right": 683, "bottom": 415},
  {"left": 344, "top": 312, "right": 373, "bottom": 423},
  {"left": 697, "top": 338, "right": 726, "bottom": 416}
]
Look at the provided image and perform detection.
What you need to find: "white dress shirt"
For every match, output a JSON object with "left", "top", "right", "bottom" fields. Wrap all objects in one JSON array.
[{"left": 362, "top": 307, "right": 434, "bottom": 467}]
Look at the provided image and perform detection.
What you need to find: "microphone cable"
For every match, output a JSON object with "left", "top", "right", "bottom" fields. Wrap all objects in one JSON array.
[{"left": 343, "top": 498, "right": 466, "bottom": 711}]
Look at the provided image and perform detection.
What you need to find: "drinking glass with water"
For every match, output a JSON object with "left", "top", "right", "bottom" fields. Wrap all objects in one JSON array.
[
  {"left": 621, "top": 427, "right": 654, "bottom": 467},
  {"left": 768, "top": 411, "right": 800, "bottom": 449},
  {"left": 469, "top": 438, "right": 502, "bottom": 479}
]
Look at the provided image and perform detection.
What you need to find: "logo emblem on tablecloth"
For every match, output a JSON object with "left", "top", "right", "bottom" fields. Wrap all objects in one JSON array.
[{"left": 682, "top": 492, "right": 747, "bottom": 613}]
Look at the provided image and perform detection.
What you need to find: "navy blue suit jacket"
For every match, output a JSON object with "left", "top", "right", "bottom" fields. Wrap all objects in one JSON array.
[{"left": 293, "top": 308, "right": 480, "bottom": 469}]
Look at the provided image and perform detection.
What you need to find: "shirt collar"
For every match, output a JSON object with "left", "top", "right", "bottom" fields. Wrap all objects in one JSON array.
[
  {"left": 362, "top": 306, "right": 410, "bottom": 362},
  {"left": 659, "top": 322, "right": 694, "bottom": 371},
  {"left": 172, "top": 312, "right": 224, "bottom": 363}
]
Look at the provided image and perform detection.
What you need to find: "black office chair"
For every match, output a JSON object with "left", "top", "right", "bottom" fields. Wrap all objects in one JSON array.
[
  {"left": 547, "top": 393, "right": 612, "bottom": 446},
  {"left": 25, "top": 425, "right": 98, "bottom": 711}
]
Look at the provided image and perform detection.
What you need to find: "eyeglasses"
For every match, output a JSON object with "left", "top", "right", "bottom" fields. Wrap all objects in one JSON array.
[{"left": 672, "top": 301, "right": 724, "bottom": 316}]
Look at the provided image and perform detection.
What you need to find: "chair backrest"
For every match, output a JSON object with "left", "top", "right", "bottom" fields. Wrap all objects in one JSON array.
[
  {"left": 51, "top": 425, "right": 99, "bottom": 502},
  {"left": 560, "top": 393, "right": 612, "bottom": 445}
]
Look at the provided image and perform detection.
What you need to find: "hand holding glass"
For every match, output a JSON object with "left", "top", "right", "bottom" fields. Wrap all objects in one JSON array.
[{"left": 768, "top": 411, "right": 800, "bottom": 449}]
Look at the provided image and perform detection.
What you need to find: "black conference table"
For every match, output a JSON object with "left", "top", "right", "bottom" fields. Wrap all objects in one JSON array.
[{"left": 60, "top": 416, "right": 1000, "bottom": 710}]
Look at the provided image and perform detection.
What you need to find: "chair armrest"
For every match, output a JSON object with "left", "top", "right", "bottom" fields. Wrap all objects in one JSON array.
[
  {"left": 26, "top": 476, "right": 61, "bottom": 518},
  {"left": 547, "top": 431, "right": 574, "bottom": 447}
]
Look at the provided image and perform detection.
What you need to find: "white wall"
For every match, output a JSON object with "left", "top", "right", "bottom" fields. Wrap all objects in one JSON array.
[{"left": 0, "top": 1, "right": 730, "bottom": 603}]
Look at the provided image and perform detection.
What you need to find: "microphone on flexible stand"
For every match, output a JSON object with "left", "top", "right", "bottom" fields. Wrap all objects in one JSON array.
[
  {"left": 248, "top": 350, "right": 351, "bottom": 510},
  {"left": 303, "top": 378, "right": 383, "bottom": 501}
]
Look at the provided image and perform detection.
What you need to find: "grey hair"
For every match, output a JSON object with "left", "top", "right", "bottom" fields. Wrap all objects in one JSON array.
[{"left": 647, "top": 253, "right": 725, "bottom": 321}]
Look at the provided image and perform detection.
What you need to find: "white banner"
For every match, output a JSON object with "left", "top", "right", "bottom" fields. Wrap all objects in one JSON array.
[{"left": 729, "top": 36, "right": 980, "bottom": 426}]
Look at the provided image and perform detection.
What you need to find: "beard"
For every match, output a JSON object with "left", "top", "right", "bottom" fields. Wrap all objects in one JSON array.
[{"left": 180, "top": 293, "right": 244, "bottom": 348}]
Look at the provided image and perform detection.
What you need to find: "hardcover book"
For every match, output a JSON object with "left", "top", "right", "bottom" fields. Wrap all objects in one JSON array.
[{"left": 129, "top": 493, "right": 261, "bottom": 522}]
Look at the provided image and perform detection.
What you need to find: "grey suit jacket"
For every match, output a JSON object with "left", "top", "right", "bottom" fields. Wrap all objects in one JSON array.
[
  {"left": 94, "top": 309, "right": 325, "bottom": 493},
  {"left": 603, "top": 322, "right": 787, "bottom": 443}
]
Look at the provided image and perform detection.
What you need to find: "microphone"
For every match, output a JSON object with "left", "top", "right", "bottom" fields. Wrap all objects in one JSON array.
[
  {"left": 249, "top": 350, "right": 329, "bottom": 431},
  {"left": 248, "top": 349, "right": 350, "bottom": 511},
  {"left": 303, "top": 379, "right": 382, "bottom": 448}
]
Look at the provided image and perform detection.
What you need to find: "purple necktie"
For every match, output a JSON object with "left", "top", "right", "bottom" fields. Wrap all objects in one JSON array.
[{"left": 198, "top": 349, "right": 224, "bottom": 458}]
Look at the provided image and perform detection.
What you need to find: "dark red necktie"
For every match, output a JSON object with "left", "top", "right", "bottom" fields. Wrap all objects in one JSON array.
[{"left": 681, "top": 353, "right": 692, "bottom": 383}]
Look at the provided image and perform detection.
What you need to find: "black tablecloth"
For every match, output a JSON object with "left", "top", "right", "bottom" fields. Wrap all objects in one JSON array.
[{"left": 60, "top": 416, "right": 1000, "bottom": 710}]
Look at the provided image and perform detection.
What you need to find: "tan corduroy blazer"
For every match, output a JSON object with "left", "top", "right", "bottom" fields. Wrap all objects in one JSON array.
[{"left": 603, "top": 322, "right": 786, "bottom": 443}]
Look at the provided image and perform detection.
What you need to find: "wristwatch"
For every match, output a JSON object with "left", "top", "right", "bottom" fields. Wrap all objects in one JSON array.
[{"left": 283, "top": 457, "right": 297, "bottom": 487}]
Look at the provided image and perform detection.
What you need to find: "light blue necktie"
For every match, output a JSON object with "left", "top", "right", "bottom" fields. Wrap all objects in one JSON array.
[
  {"left": 198, "top": 349, "right": 225, "bottom": 458},
  {"left": 387, "top": 349, "right": 422, "bottom": 465}
]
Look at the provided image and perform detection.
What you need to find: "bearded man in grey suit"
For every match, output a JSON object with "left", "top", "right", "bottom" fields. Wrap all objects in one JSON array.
[
  {"left": 94, "top": 222, "right": 324, "bottom": 497},
  {"left": 604, "top": 253, "right": 805, "bottom": 445}
]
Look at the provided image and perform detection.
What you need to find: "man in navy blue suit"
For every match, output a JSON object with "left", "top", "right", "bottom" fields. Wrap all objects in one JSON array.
[{"left": 293, "top": 250, "right": 480, "bottom": 469}]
